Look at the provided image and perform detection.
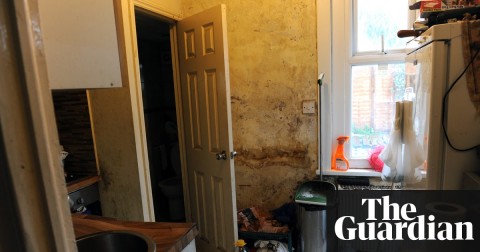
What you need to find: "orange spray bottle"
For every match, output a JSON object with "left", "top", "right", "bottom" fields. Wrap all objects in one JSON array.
[{"left": 331, "top": 136, "right": 350, "bottom": 171}]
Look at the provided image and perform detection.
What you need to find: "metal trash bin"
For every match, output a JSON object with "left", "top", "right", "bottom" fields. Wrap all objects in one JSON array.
[{"left": 295, "top": 180, "right": 336, "bottom": 252}]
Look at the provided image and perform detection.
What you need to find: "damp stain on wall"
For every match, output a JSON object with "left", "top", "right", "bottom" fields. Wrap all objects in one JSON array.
[
  {"left": 182, "top": 0, "right": 318, "bottom": 209},
  {"left": 235, "top": 146, "right": 310, "bottom": 169},
  {"left": 234, "top": 164, "right": 313, "bottom": 210}
]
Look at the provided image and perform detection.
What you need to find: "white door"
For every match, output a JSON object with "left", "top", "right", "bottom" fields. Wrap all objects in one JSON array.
[{"left": 177, "top": 4, "right": 237, "bottom": 252}]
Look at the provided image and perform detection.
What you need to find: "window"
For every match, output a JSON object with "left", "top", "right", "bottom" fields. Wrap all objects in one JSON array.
[{"left": 318, "top": 0, "right": 418, "bottom": 173}]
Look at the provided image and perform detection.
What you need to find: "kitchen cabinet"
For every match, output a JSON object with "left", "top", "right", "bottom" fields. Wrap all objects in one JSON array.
[{"left": 38, "top": 0, "right": 122, "bottom": 89}]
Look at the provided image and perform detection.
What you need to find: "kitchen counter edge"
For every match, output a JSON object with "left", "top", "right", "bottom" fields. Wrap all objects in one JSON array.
[{"left": 72, "top": 213, "right": 198, "bottom": 252}]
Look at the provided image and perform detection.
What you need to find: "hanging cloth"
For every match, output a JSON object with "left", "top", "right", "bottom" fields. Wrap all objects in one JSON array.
[
  {"left": 379, "top": 102, "right": 404, "bottom": 182},
  {"left": 400, "top": 101, "right": 424, "bottom": 182},
  {"left": 379, "top": 101, "right": 423, "bottom": 183},
  {"left": 461, "top": 19, "right": 480, "bottom": 113}
]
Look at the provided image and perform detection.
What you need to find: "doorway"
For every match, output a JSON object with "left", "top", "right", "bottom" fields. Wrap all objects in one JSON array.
[{"left": 135, "top": 10, "right": 185, "bottom": 222}]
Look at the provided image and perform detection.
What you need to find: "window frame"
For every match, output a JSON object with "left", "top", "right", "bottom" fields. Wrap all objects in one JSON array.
[{"left": 317, "top": 0, "right": 417, "bottom": 175}]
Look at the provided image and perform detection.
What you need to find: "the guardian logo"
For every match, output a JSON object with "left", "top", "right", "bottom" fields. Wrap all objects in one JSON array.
[{"left": 334, "top": 196, "right": 474, "bottom": 241}]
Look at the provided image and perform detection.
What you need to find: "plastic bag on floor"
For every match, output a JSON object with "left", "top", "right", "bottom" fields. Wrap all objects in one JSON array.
[{"left": 254, "top": 240, "right": 289, "bottom": 252}]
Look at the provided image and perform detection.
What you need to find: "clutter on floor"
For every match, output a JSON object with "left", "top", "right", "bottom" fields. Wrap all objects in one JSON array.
[
  {"left": 237, "top": 203, "right": 295, "bottom": 252},
  {"left": 254, "top": 240, "right": 289, "bottom": 252},
  {"left": 237, "top": 206, "right": 290, "bottom": 233}
]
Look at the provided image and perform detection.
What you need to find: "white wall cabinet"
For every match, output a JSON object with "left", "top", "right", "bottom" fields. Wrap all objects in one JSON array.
[{"left": 38, "top": 0, "right": 122, "bottom": 89}]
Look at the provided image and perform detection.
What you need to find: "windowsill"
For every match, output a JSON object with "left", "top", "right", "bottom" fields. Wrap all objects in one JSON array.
[
  {"left": 318, "top": 169, "right": 427, "bottom": 179},
  {"left": 320, "top": 168, "right": 381, "bottom": 177}
]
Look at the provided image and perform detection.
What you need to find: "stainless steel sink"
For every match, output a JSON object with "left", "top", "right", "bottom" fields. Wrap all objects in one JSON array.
[{"left": 76, "top": 230, "right": 156, "bottom": 252}]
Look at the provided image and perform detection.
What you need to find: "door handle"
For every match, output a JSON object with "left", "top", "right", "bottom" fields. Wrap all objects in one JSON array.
[
  {"left": 216, "top": 150, "right": 237, "bottom": 160},
  {"left": 216, "top": 151, "right": 227, "bottom": 160}
]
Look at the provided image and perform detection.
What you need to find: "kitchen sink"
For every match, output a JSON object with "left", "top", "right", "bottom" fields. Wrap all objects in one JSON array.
[{"left": 76, "top": 230, "right": 156, "bottom": 252}]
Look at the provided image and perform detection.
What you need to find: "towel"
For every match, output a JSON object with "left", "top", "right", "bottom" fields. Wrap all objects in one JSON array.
[{"left": 461, "top": 19, "right": 480, "bottom": 113}]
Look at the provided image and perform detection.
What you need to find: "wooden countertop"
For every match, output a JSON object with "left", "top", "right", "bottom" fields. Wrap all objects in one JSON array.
[{"left": 72, "top": 214, "right": 198, "bottom": 252}]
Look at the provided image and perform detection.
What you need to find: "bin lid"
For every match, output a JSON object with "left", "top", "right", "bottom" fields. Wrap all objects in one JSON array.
[{"left": 294, "top": 180, "right": 336, "bottom": 206}]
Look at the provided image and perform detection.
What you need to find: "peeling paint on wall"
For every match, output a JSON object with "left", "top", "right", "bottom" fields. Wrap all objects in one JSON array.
[
  {"left": 236, "top": 146, "right": 310, "bottom": 169},
  {"left": 182, "top": 0, "right": 318, "bottom": 210},
  {"left": 235, "top": 165, "right": 313, "bottom": 210}
]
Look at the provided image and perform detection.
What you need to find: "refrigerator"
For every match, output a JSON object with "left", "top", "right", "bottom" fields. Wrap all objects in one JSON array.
[{"left": 406, "top": 22, "right": 480, "bottom": 189}]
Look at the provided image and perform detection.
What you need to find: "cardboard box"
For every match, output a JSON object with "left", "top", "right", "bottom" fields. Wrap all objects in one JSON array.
[
  {"left": 420, "top": 0, "right": 480, "bottom": 14},
  {"left": 420, "top": 0, "right": 443, "bottom": 13}
]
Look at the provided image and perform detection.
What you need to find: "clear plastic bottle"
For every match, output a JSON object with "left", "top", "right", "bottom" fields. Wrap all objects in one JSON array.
[
  {"left": 403, "top": 87, "right": 415, "bottom": 101},
  {"left": 233, "top": 239, "right": 249, "bottom": 252}
]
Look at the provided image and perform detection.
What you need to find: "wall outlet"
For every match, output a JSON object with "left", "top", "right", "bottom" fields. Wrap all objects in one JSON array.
[{"left": 302, "top": 100, "right": 316, "bottom": 114}]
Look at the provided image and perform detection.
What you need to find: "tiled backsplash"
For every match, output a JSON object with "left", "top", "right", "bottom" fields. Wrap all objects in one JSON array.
[{"left": 52, "top": 90, "right": 97, "bottom": 177}]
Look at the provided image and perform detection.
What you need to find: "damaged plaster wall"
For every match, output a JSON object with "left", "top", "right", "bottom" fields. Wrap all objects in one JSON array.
[
  {"left": 88, "top": 88, "right": 145, "bottom": 221},
  {"left": 182, "top": 0, "right": 318, "bottom": 210}
]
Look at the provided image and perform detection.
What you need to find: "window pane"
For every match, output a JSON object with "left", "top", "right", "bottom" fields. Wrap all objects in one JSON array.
[
  {"left": 355, "top": 0, "right": 410, "bottom": 53},
  {"left": 350, "top": 64, "right": 406, "bottom": 159}
]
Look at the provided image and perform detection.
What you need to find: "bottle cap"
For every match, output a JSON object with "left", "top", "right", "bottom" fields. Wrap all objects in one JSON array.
[
  {"left": 337, "top": 136, "right": 349, "bottom": 144},
  {"left": 234, "top": 239, "right": 247, "bottom": 247}
]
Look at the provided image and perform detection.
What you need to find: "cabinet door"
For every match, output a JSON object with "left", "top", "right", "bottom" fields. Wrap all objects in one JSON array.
[{"left": 38, "top": 0, "right": 122, "bottom": 89}]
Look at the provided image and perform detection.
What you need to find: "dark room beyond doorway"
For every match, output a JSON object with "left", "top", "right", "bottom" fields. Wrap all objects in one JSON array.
[{"left": 135, "top": 10, "right": 184, "bottom": 222}]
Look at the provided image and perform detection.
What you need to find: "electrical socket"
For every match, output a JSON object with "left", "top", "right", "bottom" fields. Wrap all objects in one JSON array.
[{"left": 302, "top": 100, "right": 316, "bottom": 114}]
